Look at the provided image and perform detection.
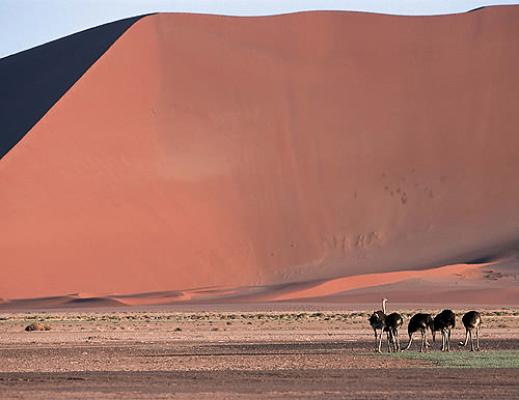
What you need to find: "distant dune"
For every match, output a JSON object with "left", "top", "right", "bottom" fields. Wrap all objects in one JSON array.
[{"left": 1, "top": 6, "right": 519, "bottom": 301}]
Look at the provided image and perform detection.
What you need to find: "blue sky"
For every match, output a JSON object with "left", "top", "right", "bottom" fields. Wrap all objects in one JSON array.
[{"left": 1, "top": 0, "right": 519, "bottom": 59}]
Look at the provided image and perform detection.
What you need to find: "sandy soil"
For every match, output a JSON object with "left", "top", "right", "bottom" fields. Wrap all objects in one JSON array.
[
  {"left": 2, "top": 369, "right": 518, "bottom": 400},
  {"left": 0, "top": 307, "right": 518, "bottom": 399}
]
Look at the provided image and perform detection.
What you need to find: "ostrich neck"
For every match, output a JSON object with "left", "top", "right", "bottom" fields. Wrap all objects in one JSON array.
[{"left": 382, "top": 300, "right": 387, "bottom": 314}]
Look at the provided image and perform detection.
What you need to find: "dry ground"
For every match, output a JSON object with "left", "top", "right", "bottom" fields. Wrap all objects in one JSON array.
[{"left": 0, "top": 306, "right": 518, "bottom": 399}]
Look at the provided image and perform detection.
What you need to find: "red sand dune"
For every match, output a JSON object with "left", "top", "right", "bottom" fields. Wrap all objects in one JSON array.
[
  {"left": 1, "top": 7, "right": 519, "bottom": 301},
  {"left": 1, "top": 257, "right": 517, "bottom": 309}
]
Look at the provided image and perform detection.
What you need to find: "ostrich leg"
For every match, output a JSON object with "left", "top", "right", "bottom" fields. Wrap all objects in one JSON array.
[
  {"left": 461, "top": 329, "right": 469, "bottom": 347},
  {"left": 377, "top": 330, "right": 384, "bottom": 353},
  {"left": 476, "top": 327, "right": 480, "bottom": 351},
  {"left": 469, "top": 330, "right": 474, "bottom": 351},
  {"left": 405, "top": 333, "right": 413, "bottom": 351},
  {"left": 393, "top": 331, "right": 397, "bottom": 352},
  {"left": 447, "top": 328, "right": 451, "bottom": 351},
  {"left": 390, "top": 330, "right": 397, "bottom": 352},
  {"left": 373, "top": 328, "right": 378, "bottom": 352}
]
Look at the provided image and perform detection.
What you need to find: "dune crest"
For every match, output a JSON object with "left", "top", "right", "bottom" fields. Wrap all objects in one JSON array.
[{"left": 0, "top": 16, "right": 142, "bottom": 159}]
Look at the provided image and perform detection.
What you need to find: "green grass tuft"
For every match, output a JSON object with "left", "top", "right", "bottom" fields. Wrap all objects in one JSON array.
[{"left": 390, "top": 350, "right": 519, "bottom": 368}]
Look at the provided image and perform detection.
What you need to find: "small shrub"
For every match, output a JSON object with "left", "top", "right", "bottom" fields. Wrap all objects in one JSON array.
[{"left": 25, "top": 322, "right": 50, "bottom": 332}]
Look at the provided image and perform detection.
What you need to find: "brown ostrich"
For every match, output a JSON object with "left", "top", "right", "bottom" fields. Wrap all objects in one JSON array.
[
  {"left": 384, "top": 312, "right": 404, "bottom": 352},
  {"left": 432, "top": 309, "right": 456, "bottom": 351},
  {"left": 459, "top": 311, "right": 481, "bottom": 351},
  {"left": 368, "top": 298, "right": 387, "bottom": 352},
  {"left": 405, "top": 313, "right": 433, "bottom": 352}
]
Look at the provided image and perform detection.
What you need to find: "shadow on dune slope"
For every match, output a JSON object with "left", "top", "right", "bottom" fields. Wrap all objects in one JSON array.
[{"left": 0, "top": 16, "right": 144, "bottom": 159}]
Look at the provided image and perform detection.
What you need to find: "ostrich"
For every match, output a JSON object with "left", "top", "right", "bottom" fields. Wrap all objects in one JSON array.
[
  {"left": 432, "top": 309, "right": 456, "bottom": 351},
  {"left": 384, "top": 312, "right": 404, "bottom": 352},
  {"left": 459, "top": 311, "right": 481, "bottom": 351},
  {"left": 405, "top": 313, "right": 433, "bottom": 352},
  {"left": 368, "top": 298, "right": 387, "bottom": 352}
]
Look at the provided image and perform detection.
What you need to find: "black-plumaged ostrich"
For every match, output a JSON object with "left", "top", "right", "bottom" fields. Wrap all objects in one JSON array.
[
  {"left": 432, "top": 309, "right": 456, "bottom": 351},
  {"left": 405, "top": 313, "right": 433, "bottom": 352},
  {"left": 459, "top": 311, "right": 481, "bottom": 351},
  {"left": 368, "top": 298, "right": 387, "bottom": 352},
  {"left": 384, "top": 312, "right": 404, "bottom": 352}
]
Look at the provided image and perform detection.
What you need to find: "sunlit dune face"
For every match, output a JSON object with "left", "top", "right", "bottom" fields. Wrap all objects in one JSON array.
[{"left": 1, "top": 7, "right": 519, "bottom": 299}]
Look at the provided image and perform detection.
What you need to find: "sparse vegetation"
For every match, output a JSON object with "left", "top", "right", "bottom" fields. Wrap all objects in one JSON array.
[{"left": 390, "top": 350, "right": 519, "bottom": 368}]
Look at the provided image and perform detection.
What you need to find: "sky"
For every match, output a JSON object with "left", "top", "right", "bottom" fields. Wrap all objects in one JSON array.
[{"left": 1, "top": 0, "right": 519, "bottom": 59}]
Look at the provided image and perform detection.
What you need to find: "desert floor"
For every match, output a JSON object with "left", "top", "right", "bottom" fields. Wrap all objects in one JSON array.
[{"left": 0, "top": 305, "right": 518, "bottom": 399}]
